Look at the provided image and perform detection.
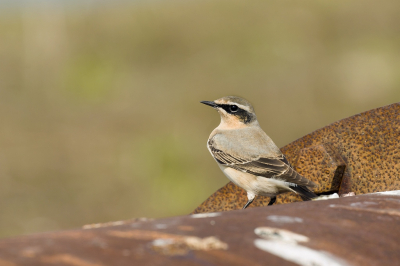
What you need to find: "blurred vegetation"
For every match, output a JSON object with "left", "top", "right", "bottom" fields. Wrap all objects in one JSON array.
[{"left": 0, "top": 0, "right": 399, "bottom": 238}]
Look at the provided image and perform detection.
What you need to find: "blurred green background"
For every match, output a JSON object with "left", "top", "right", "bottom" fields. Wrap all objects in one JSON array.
[{"left": 0, "top": 0, "right": 399, "bottom": 238}]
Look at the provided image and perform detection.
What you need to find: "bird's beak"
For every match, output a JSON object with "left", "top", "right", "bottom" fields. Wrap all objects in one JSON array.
[{"left": 201, "top": 101, "right": 218, "bottom": 108}]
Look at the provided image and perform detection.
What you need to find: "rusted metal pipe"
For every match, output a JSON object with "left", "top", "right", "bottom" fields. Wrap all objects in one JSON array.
[{"left": 0, "top": 192, "right": 399, "bottom": 265}]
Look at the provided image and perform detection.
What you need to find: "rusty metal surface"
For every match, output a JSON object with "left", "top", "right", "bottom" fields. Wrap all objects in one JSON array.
[
  {"left": 0, "top": 193, "right": 399, "bottom": 266},
  {"left": 193, "top": 103, "right": 400, "bottom": 213}
]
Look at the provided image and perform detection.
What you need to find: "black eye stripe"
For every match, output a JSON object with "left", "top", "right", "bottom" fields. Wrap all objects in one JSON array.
[
  {"left": 216, "top": 104, "right": 255, "bottom": 124},
  {"left": 217, "top": 104, "right": 241, "bottom": 113}
]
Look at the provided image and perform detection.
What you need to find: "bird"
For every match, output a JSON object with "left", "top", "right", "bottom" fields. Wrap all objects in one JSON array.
[{"left": 201, "top": 96, "right": 317, "bottom": 209}]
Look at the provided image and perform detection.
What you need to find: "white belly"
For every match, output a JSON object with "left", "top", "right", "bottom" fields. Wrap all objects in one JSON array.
[{"left": 218, "top": 165, "right": 292, "bottom": 197}]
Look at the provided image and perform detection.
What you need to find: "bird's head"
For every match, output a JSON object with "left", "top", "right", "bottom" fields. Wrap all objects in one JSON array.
[{"left": 201, "top": 96, "right": 257, "bottom": 129}]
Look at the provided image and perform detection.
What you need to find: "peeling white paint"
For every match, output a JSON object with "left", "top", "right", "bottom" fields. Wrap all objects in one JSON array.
[
  {"left": 152, "top": 238, "right": 175, "bottom": 247},
  {"left": 341, "top": 192, "right": 355, "bottom": 197},
  {"left": 154, "top": 224, "right": 168, "bottom": 229},
  {"left": 350, "top": 202, "right": 378, "bottom": 207},
  {"left": 255, "top": 227, "right": 308, "bottom": 244},
  {"left": 191, "top": 212, "right": 221, "bottom": 218},
  {"left": 254, "top": 227, "right": 351, "bottom": 266},
  {"left": 254, "top": 239, "right": 350, "bottom": 266},
  {"left": 267, "top": 215, "right": 303, "bottom": 223},
  {"left": 82, "top": 220, "right": 125, "bottom": 229},
  {"left": 313, "top": 193, "right": 339, "bottom": 201},
  {"left": 152, "top": 236, "right": 228, "bottom": 251},
  {"left": 130, "top": 217, "right": 153, "bottom": 228},
  {"left": 373, "top": 190, "right": 400, "bottom": 196},
  {"left": 184, "top": 236, "right": 228, "bottom": 250},
  {"left": 82, "top": 223, "right": 102, "bottom": 229},
  {"left": 130, "top": 223, "right": 141, "bottom": 228},
  {"left": 382, "top": 198, "right": 400, "bottom": 203}
]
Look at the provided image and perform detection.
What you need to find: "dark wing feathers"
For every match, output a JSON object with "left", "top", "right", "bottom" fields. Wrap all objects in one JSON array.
[
  {"left": 208, "top": 139, "right": 317, "bottom": 188},
  {"left": 212, "top": 149, "right": 244, "bottom": 164},
  {"left": 279, "top": 156, "right": 293, "bottom": 168},
  {"left": 236, "top": 159, "right": 287, "bottom": 177}
]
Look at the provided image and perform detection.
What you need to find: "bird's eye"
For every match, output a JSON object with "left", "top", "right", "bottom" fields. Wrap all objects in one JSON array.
[{"left": 230, "top": 105, "right": 239, "bottom": 112}]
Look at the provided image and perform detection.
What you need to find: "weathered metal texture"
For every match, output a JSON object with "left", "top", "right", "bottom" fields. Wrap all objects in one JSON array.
[
  {"left": 193, "top": 103, "right": 400, "bottom": 213},
  {"left": 296, "top": 143, "right": 346, "bottom": 194},
  {"left": 0, "top": 193, "right": 399, "bottom": 266}
]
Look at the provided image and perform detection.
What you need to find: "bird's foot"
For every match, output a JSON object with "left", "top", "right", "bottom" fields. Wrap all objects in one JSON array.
[{"left": 268, "top": 196, "right": 276, "bottom": 206}]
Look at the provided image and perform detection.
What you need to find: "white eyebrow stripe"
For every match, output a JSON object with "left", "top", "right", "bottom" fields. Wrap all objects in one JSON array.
[{"left": 226, "top": 102, "right": 251, "bottom": 112}]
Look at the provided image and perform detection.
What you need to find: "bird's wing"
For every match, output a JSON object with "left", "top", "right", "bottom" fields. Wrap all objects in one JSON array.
[{"left": 208, "top": 138, "right": 316, "bottom": 188}]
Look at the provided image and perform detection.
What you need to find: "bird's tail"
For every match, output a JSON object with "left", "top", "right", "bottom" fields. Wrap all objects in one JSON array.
[{"left": 291, "top": 185, "right": 318, "bottom": 201}]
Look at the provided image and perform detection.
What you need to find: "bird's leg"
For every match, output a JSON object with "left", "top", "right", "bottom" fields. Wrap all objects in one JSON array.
[
  {"left": 243, "top": 192, "right": 256, "bottom": 209},
  {"left": 268, "top": 196, "right": 277, "bottom": 206},
  {"left": 242, "top": 198, "right": 254, "bottom": 209}
]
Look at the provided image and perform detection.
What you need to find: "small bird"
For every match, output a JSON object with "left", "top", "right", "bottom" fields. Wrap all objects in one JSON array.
[{"left": 201, "top": 96, "right": 317, "bottom": 209}]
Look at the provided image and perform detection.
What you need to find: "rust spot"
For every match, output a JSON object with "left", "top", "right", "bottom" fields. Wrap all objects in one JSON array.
[
  {"left": 152, "top": 236, "right": 228, "bottom": 256},
  {"left": 41, "top": 254, "right": 104, "bottom": 266},
  {"left": 177, "top": 225, "right": 195, "bottom": 231},
  {"left": 0, "top": 259, "right": 17, "bottom": 266},
  {"left": 107, "top": 230, "right": 184, "bottom": 241},
  {"left": 20, "top": 247, "right": 42, "bottom": 258}
]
